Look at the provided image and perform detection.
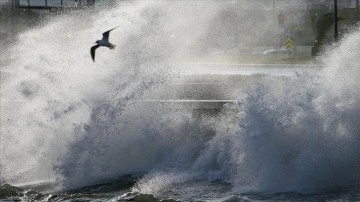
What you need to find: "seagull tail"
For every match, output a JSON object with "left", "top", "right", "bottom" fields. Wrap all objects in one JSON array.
[{"left": 109, "top": 43, "right": 116, "bottom": 49}]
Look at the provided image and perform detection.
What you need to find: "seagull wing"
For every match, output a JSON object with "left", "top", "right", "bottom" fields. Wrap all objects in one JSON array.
[
  {"left": 90, "top": 45, "right": 100, "bottom": 62},
  {"left": 102, "top": 26, "right": 118, "bottom": 41}
]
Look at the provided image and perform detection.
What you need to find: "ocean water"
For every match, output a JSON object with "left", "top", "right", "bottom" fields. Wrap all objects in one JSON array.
[{"left": 1, "top": 1, "right": 360, "bottom": 201}]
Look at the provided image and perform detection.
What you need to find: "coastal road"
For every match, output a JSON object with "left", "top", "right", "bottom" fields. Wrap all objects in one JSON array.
[{"left": 141, "top": 63, "right": 322, "bottom": 113}]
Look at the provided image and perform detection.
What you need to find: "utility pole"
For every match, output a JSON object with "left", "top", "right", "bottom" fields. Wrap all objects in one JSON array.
[
  {"left": 273, "top": 0, "right": 276, "bottom": 25},
  {"left": 334, "top": 0, "right": 338, "bottom": 42},
  {"left": 8, "top": 0, "right": 13, "bottom": 36},
  {"left": 357, "top": 0, "right": 359, "bottom": 21}
]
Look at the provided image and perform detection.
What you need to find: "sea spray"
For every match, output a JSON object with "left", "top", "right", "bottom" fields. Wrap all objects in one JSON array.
[
  {"left": 2, "top": 0, "right": 360, "bottom": 197},
  {"left": 188, "top": 28, "right": 360, "bottom": 193},
  {"left": 0, "top": 1, "right": 222, "bottom": 190},
  {"left": 135, "top": 29, "right": 360, "bottom": 195}
]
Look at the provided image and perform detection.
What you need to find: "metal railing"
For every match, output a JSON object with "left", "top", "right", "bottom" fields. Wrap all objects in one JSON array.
[{"left": 13, "top": 0, "right": 95, "bottom": 10}]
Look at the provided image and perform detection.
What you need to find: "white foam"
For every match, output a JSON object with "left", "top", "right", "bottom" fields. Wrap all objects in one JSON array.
[
  {"left": 2, "top": 0, "right": 360, "bottom": 195},
  {"left": 0, "top": 1, "right": 222, "bottom": 190}
]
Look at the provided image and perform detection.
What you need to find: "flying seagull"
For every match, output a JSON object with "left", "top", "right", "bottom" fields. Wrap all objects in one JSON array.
[{"left": 90, "top": 27, "right": 118, "bottom": 62}]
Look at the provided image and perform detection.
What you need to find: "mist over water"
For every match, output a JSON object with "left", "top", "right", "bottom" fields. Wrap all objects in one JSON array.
[{"left": 1, "top": 0, "right": 360, "bottom": 199}]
